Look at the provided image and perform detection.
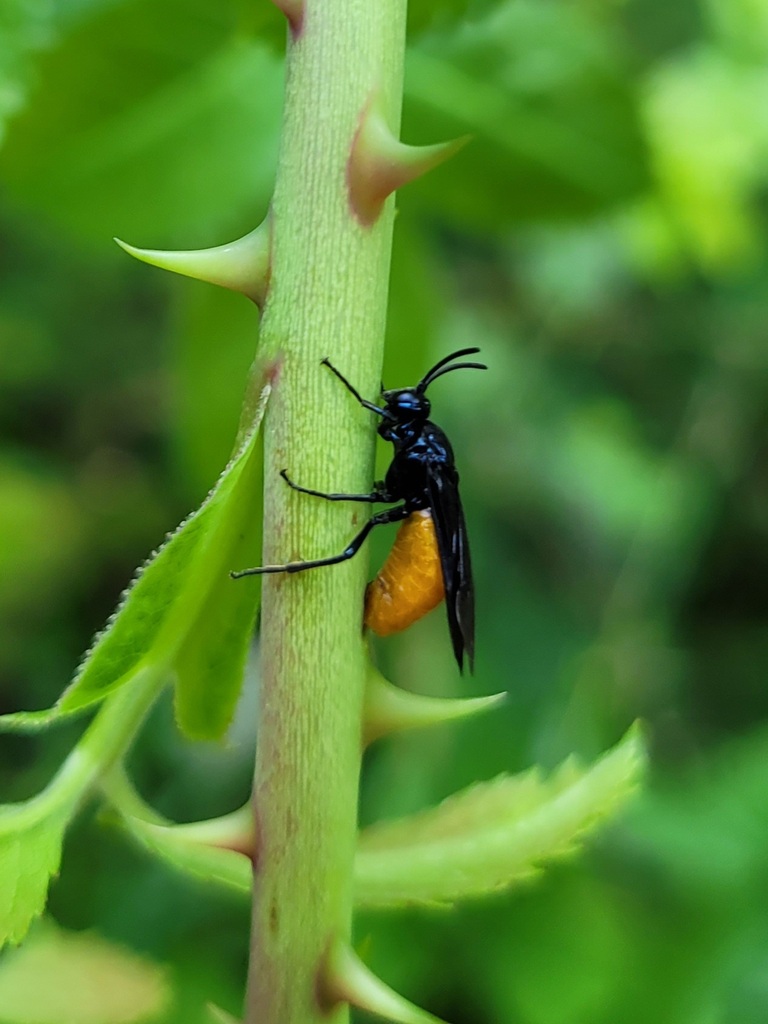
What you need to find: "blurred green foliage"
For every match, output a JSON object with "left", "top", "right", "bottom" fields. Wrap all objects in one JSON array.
[{"left": 2, "top": 0, "right": 768, "bottom": 1020}]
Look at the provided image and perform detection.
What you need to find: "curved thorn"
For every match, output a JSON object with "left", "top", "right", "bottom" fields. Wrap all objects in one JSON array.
[
  {"left": 148, "top": 804, "right": 256, "bottom": 858},
  {"left": 115, "top": 213, "right": 272, "bottom": 308},
  {"left": 206, "top": 1004, "right": 241, "bottom": 1024},
  {"left": 348, "top": 99, "right": 469, "bottom": 227},
  {"left": 269, "top": 0, "right": 304, "bottom": 35},
  {"left": 364, "top": 666, "right": 506, "bottom": 746},
  {"left": 321, "top": 938, "right": 450, "bottom": 1024}
]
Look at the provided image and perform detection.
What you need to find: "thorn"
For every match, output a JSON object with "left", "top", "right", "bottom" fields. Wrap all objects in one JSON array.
[
  {"left": 151, "top": 804, "right": 256, "bottom": 859},
  {"left": 364, "top": 666, "right": 505, "bottom": 746},
  {"left": 206, "top": 1004, "right": 241, "bottom": 1024},
  {"left": 269, "top": 0, "right": 304, "bottom": 35},
  {"left": 115, "top": 212, "right": 273, "bottom": 308},
  {"left": 321, "top": 938, "right": 450, "bottom": 1024},
  {"left": 348, "top": 98, "right": 469, "bottom": 227}
]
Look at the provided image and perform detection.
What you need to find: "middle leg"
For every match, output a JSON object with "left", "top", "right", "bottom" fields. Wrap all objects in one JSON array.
[
  {"left": 230, "top": 504, "right": 410, "bottom": 578},
  {"left": 280, "top": 469, "right": 391, "bottom": 504}
]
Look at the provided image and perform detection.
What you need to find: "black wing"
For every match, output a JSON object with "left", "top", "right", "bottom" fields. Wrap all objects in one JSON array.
[{"left": 426, "top": 463, "right": 475, "bottom": 673}]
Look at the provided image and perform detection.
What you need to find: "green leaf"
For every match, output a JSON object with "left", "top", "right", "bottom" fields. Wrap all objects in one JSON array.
[
  {"left": 403, "top": 0, "right": 649, "bottom": 227},
  {"left": 114, "top": 728, "right": 646, "bottom": 910},
  {"left": 57, "top": 379, "right": 268, "bottom": 738},
  {"left": 407, "top": 0, "right": 497, "bottom": 36},
  {"left": 354, "top": 724, "right": 646, "bottom": 907},
  {"left": 0, "top": 921, "right": 170, "bottom": 1024},
  {"left": 638, "top": 48, "right": 768, "bottom": 272},
  {"left": 0, "top": 0, "right": 56, "bottom": 146},
  {"left": 0, "top": 670, "right": 166, "bottom": 949},
  {"left": 1, "top": 0, "right": 283, "bottom": 243},
  {"left": 0, "top": 371, "right": 269, "bottom": 741},
  {"left": 0, "top": 708, "right": 76, "bottom": 733},
  {"left": 0, "top": 803, "right": 67, "bottom": 949},
  {"left": 172, "top": 460, "right": 263, "bottom": 739}
]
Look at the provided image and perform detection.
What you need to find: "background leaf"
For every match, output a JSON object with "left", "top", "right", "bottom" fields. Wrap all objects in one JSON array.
[
  {"left": 0, "top": 921, "right": 170, "bottom": 1024},
  {"left": 401, "top": 0, "right": 649, "bottom": 228},
  {"left": 0, "top": 0, "right": 56, "bottom": 145},
  {"left": 1, "top": 0, "right": 283, "bottom": 245}
]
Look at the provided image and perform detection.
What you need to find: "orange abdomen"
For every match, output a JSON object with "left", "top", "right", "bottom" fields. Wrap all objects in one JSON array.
[{"left": 364, "top": 509, "right": 444, "bottom": 636}]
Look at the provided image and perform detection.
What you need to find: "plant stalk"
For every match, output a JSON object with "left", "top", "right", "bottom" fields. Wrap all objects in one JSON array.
[{"left": 244, "top": 3, "right": 407, "bottom": 1022}]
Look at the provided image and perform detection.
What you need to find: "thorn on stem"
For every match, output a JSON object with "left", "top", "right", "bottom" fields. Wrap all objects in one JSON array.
[
  {"left": 269, "top": 0, "right": 304, "bottom": 36},
  {"left": 115, "top": 212, "right": 273, "bottom": 308},
  {"left": 347, "top": 97, "right": 469, "bottom": 228},
  {"left": 319, "top": 938, "right": 450, "bottom": 1024}
]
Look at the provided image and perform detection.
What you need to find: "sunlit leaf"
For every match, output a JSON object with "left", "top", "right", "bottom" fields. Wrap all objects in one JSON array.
[
  {"left": 0, "top": 371, "right": 269, "bottom": 741},
  {"left": 639, "top": 48, "right": 768, "bottom": 271},
  {"left": 0, "top": 671, "right": 166, "bottom": 948},
  {"left": 0, "top": 804, "right": 67, "bottom": 948},
  {"left": 0, "top": 921, "right": 170, "bottom": 1024},
  {"left": 58, "top": 383, "right": 268, "bottom": 737},
  {"left": 355, "top": 724, "right": 645, "bottom": 906}
]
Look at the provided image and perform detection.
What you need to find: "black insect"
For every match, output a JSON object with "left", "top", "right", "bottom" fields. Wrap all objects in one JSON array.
[{"left": 231, "top": 348, "right": 487, "bottom": 672}]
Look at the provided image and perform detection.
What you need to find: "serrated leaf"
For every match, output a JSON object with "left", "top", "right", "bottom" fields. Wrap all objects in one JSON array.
[
  {"left": 0, "top": 708, "right": 75, "bottom": 733},
  {"left": 0, "top": 671, "right": 167, "bottom": 949},
  {"left": 355, "top": 724, "right": 646, "bottom": 907},
  {"left": 0, "top": 921, "right": 170, "bottom": 1024},
  {"left": 115, "top": 728, "right": 646, "bottom": 910},
  {"left": 0, "top": 802, "right": 68, "bottom": 948},
  {"left": 172, "top": 475, "right": 263, "bottom": 739},
  {"left": 56, "top": 379, "right": 268, "bottom": 739},
  {"left": 0, "top": 373, "right": 270, "bottom": 742}
]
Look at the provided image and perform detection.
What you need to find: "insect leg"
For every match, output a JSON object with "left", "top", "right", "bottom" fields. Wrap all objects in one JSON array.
[
  {"left": 230, "top": 505, "right": 410, "bottom": 578},
  {"left": 321, "top": 358, "right": 389, "bottom": 418},
  {"left": 280, "top": 469, "right": 391, "bottom": 504}
]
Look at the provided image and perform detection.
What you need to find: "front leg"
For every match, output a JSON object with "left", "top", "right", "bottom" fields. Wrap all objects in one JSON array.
[
  {"left": 321, "top": 358, "right": 389, "bottom": 418},
  {"left": 280, "top": 469, "right": 392, "bottom": 504}
]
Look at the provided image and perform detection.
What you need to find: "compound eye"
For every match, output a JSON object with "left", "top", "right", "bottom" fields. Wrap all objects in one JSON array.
[
  {"left": 397, "top": 391, "right": 421, "bottom": 412},
  {"left": 384, "top": 388, "right": 429, "bottom": 419}
]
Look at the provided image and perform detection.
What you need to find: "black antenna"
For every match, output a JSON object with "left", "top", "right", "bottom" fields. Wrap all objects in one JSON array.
[{"left": 417, "top": 348, "right": 486, "bottom": 393}]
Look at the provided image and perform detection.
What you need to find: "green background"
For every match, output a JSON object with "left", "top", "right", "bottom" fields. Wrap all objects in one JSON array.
[{"left": 2, "top": 0, "right": 768, "bottom": 1020}]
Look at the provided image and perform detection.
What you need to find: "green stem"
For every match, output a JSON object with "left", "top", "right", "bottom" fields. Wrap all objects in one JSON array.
[
  {"left": 34, "top": 666, "right": 166, "bottom": 822},
  {"left": 244, "top": 3, "right": 407, "bottom": 1023}
]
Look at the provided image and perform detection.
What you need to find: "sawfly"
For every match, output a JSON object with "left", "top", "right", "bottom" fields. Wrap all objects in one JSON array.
[{"left": 231, "top": 348, "right": 487, "bottom": 673}]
